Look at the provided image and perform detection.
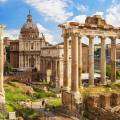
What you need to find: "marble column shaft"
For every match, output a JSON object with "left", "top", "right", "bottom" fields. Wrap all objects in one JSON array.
[
  {"left": 0, "top": 37, "right": 3, "bottom": 93},
  {"left": 78, "top": 36, "right": 82, "bottom": 86},
  {"left": 63, "top": 34, "right": 69, "bottom": 90},
  {"left": 111, "top": 38, "right": 116, "bottom": 82},
  {"left": 0, "top": 25, "right": 5, "bottom": 103},
  {"left": 101, "top": 37, "right": 106, "bottom": 84},
  {"left": 88, "top": 36, "right": 94, "bottom": 86},
  {"left": 71, "top": 33, "right": 79, "bottom": 92}
]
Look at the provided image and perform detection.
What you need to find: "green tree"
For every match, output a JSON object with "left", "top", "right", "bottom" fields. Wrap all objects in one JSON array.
[
  {"left": 106, "top": 64, "right": 120, "bottom": 79},
  {"left": 4, "top": 62, "right": 12, "bottom": 75},
  {"left": 106, "top": 65, "right": 111, "bottom": 78},
  {"left": 5, "top": 46, "right": 10, "bottom": 63}
]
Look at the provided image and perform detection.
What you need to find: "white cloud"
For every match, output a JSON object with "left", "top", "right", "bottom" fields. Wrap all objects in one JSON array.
[
  {"left": 106, "top": 4, "right": 120, "bottom": 27},
  {"left": 94, "top": 11, "right": 104, "bottom": 17},
  {"left": 76, "top": 4, "right": 88, "bottom": 13},
  {"left": 37, "top": 23, "right": 55, "bottom": 44},
  {"left": 25, "top": 0, "right": 73, "bottom": 23},
  {"left": 71, "top": 15, "right": 87, "bottom": 23},
  {"left": 4, "top": 29, "right": 19, "bottom": 40},
  {"left": 0, "top": 0, "right": 7, "bottom": 2}
]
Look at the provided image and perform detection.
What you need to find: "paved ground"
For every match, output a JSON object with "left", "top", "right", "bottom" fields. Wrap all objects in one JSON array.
[{"left": 22, "top": 99, "right": 73, "bottom": 120}]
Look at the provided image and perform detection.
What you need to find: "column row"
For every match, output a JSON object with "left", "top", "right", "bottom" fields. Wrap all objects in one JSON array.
[{"left": 63, "top": 34, "right": 117, "bottom": 90}]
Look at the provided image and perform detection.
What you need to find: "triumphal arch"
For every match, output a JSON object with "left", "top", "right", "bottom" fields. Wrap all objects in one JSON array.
[{"left": 59, "top": 15, "right": 120, "bottom": 114}]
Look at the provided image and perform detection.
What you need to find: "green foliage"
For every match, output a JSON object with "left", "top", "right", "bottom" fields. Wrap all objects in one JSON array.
[
  {"left": 17, "top": 107, "right": 37, "bottom": 119},
  {"left": 106, "top": 64, "right": 120, "bottom": 79},
  {"left": 5, "top": 85, "right": 31, "bottom": 103},
  {"left": 106, "top": 64, "right": 111, "bottom": 78},
  {"left": 116, "top": 70, "right": 120, "bottom": 79},
  {"left": 48, "top": 98, "right": 62, "bottom": 107},
  {"left": 32, "top": 86, "right": 44, "bottom": 92},
  {"left": 33, "top": 86, "right": 56, "bottom": 99},
  {"left": 94, "top": 48, "right": 100, "bottom": 57},
  {"left": 6, "top": 103, "right": 15, "bottom": 112},
  {"left": 0, "top": 113, "right": 5, "bottom": 119},
  {"left": 5, "top": 46, "right": 10, "bottom": 63},
  {"left": 34, "top": 91, "right": 56, "bottom": 99},
  {"left": 4, "top": 61, "right": 12, "bottom": 74}
]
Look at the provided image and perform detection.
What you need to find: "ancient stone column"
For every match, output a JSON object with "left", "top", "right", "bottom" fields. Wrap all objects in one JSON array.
[
  {"left": 88, "top": 36, "right": 94, "bottom": 86},
  {"left": 63, "top": 34, "right": 70, "bottom": 90},
  {"left": 78, "top": 36, "right": 82, "bottom": 86},
  {"left": 55, "top": 60, "right": 58, "bottom": 87},
  {"left": 111, "top": 38, "right": 116, "bottom": 82},
  {"left": 0, "top": 25, "right": 5, "bottom": 105},
  {"left": 100, "top": 36, "right": 106, "bottom": 84},
  {"left": 71, "top": 33, "right": 80, "bottom": 103}
]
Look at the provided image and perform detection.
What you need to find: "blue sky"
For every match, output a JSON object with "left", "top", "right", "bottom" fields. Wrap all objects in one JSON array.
[{"left": 0, "top": 0, "right": 120, "bottom": 44}]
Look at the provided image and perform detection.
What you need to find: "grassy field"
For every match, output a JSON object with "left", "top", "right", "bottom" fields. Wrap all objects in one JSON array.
[
  {"left": 80, "top": 83, "right": 120, "bottom": 97},
  {"left": 4, "top": 81, "right": 59, "bottom": 113}
]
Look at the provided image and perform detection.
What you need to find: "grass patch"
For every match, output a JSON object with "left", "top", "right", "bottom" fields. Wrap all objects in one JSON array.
[
  {"left": 80, "top": 83, "right": 120, "bottom": 97},
  {"left": 48, "top": 98, "right": 62, "bottom": 107}
]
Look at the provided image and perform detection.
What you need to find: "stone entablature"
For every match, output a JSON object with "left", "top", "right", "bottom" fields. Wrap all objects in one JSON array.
[
  {"left": 59, "top": 15, "right": 120, "bottom": 38},
  {"left": 41, "top": 45, "right": 64, "bottom": 58}
]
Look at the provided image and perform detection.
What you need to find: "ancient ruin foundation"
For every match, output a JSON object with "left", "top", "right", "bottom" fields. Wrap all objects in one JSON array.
[{"left": 59, "top": 15, "right": 120, "bottom": 119}]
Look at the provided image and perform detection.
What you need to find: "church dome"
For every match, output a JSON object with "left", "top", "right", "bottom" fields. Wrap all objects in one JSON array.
[{"left": 20, "top": 11, "right": 39, "bottom": 39}]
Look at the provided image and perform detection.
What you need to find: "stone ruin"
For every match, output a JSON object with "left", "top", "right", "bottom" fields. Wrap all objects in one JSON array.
[
  {"left": 59, "top": 15, "right": 120, "bottom": 119},
  {"left": 84, "top": 93, "right": 120, "bottom": 120}
]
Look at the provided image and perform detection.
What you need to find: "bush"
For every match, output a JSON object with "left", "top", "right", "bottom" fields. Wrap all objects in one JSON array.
[
  {"left": 0, "top": 113, "right": 5, "bottom": 119},
  {"left": 106, "top": 65, "right": 111, "bottom": 78},
  {"left": 106, "top": 64, "right": 120, "bottom": 79},
  {"left": 34, "top": 91, "right": 56, "bottom": 99},
  {"left": 4, "top": 61, "right": 12, "bottom": 74}
]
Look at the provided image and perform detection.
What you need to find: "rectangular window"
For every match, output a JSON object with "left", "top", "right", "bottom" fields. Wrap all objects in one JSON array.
[{"left": 31, "top": 43, "right": 34, "bottom": 49}]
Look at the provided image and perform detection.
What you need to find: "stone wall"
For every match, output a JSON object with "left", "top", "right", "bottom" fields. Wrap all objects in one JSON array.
[
  {"left": 83, "top": 93, "right": 120, "bottom": 120},
  {"left": 4, "top": 72, "right": 40, "bottom": 83},
  {"left": 62, "top": 92, "right": 120, "bottom": 120}
]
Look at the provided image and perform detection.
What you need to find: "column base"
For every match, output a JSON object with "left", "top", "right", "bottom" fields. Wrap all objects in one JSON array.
[
  {"left": 62, "top": 86, "right": 70, "bottom": 91},
  {"left": 89, "top": 84, "right": 95, "bottom": 87},
  {"left": 0, "top": 92, "right": 5, "bottom": 113},
  {"left": 100, "top": 82, "right": 107, "bottom": 86},
  {"left": 71, "top": 91, "right": 82, "bottom": 104}
]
